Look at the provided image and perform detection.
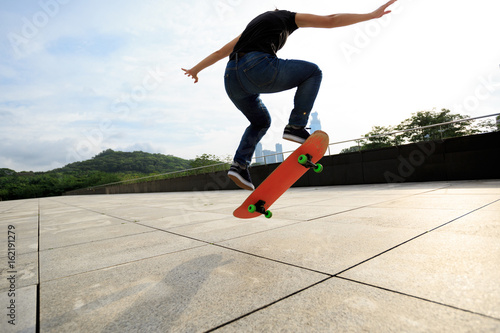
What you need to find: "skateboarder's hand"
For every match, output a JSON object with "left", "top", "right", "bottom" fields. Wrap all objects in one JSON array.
[
  {"left": 181, "top": 68, "right": 199, "bottom": 83},
  {"left": 371, "top": 0, "right": 397, "bottom": 19}
]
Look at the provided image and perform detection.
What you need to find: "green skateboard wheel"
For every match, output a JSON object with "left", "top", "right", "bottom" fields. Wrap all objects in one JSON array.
[
  {"left": 298, "top": 154, "right": 308, "bottom": 165},
  {"left": 265, "top": 210, "right": 272, "bottom": 218},
  {"left": 248, "top": 204, "right": 257, "bottom": 213},
  {"left": 314, "top": 163, "right": 323, "bottom": 173}
]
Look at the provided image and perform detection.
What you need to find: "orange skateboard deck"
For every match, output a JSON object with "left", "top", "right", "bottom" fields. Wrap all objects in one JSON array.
[{"left": 233, "top": 130, "right": 329, "bottom": 219}]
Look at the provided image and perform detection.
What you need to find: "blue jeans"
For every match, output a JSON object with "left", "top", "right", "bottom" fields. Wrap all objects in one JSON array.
[{"left": 224, "top": 51, "right": 323, "bottom": 167}]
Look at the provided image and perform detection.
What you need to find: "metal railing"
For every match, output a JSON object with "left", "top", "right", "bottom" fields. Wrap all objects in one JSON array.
[
  {"left": 81, "top": 162, "right": 231, "bottom": 191},
  {"left": 332, "top": 113, "right": 499, "bottom": 145},
  {"left": 81, "top": 113, "right": 499, "bottom": 191},
  {"left": 254, "top": 112, "right": 499, "bottom": 164}
]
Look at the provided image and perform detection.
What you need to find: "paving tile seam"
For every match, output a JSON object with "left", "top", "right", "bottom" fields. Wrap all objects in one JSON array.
[
  {"left": 41, "top": 198, "right": 138, "bottom": 223},
  {"left": 36, "top": 199, "right": 41, "bottom": 333},
  {"left": 205, "top": 276, "right": 334, "bottom": 333},
  {"left": 332, "top": 198, "right": 500, "bottom": 278},
  {"left": 107, "top": 194, "right": 500, "bottom": 287},
  {"left": 42, "top": 202, "right": 265, "bottom": 253},
  {"left": 0, "top": 200, "right": 37, "bottom": 214},
  {"left": 43, "top": 196, "right": 199, "bottom": 252},
  {"left": 162, "top": 216, "right": 242, "bottom": 231},
  {"left": 38, "top": 230, "right": 159, "bottom": 251},
  {"left": 304, "top": 185, "right": 455, "bottom": 222},
  {"left": 299, "top": 184, "right": 453, "bottom": 205},
  {"left": 132, "top": 220, "right": 343, "bottom": 277},
  {"left": 213, "top": 243, "right": 333, "bottom": 277},
  {"left": 206, "top": 234, "right": 500, "bottom": 333},
  {"left": 45, "top": 197, "right": 227, "bottom": 219},
  {"left": 307, "top": 189, "right": 500, "bottom": 221},
  {"left": 213, "top": 221, "right": 307, "bottom": 242},
  {"left": 134, "top": 222, "right": 229, "bottom": 246},
  {"left": 206, "top": 272, "right": 500, "bottom": 333},
  {"left": 39, "top": 243, "right": 209, "bottom": 284},
  {"left": 423, "top": 193, "right": 500, "bottom": 196},
  {"left": 305, "top": 205, "right": 374, "bottom": 222},
  {"left": 422, "top": 198, "right": 500, "bottom": 233},
  {"left": 133, "top": 220, "right": 336, "bottom": 276},
  {"left": 132, "top": 217, "right": 326, "bottom": 255},
  {"left": 336, "top": 276, "right": 500, "bottom": 321}
]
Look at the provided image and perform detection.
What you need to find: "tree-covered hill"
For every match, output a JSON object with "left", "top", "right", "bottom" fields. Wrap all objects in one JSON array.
[
  {"left": 52, "top": 149, "right": 192, "bottom": 174},
  {"left": 0, "top": 149, "right": 194, "bottom": 201}
]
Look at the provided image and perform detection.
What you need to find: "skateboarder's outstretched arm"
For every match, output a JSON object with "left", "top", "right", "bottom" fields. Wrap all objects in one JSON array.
[
  {"left": 296, "top": 0, "right": 397, "bottom": 28},
  {"left": 182, "top": 0, "right": 396, "bottom": 83},
  {"left": 182, "top": 34, "right": 240, "bottom": 83}
]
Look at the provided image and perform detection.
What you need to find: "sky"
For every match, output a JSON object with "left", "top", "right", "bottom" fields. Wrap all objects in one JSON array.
[{"left": 1, "top": 0, "right": 499, "bottom": 172}]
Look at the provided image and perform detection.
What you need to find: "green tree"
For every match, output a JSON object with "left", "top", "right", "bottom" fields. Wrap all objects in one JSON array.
[
  {"left": 340, "top": 145, "right": 361, "bottom": 154},
  {"left": 340, "top": 109, "right": 495, "bottom": 154},
  {"left": 395, "top": 109, "right": 477, "bottom": 142},
  {"left": 474, "top": 119, "right": 498, "bottom": 134},
  {"left": 190, "top": 154, "right": 224, "bottom": 168},
  {"left": 189, "top": 154, "right": 232, "bottom": 175},
  {"left": 360, "top": 125, "right": 397, "bottom": 150}
]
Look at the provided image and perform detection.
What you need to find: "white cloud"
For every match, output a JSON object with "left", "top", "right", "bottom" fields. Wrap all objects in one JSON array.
[{"left": 0, "top": 136, "right": 76, "bottom": 172}]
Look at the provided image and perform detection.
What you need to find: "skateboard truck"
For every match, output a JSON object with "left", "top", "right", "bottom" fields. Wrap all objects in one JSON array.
[
  {"left": 248, "top": 200, "right": 273, "bottom": 219},
  {"left": 246, "top": 156, "right": 323, "bottom": 219},
  {"left": 298, "top": 154, "right": 323, "bottom": 173}
]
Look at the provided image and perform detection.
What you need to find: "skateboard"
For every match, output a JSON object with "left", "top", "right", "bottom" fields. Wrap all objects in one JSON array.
[{"left": 233, "top": 130, "right": 329, "bottom": 219}]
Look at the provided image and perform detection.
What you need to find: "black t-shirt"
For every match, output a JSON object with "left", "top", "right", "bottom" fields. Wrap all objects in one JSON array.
[{"left": 230, "top": 10, "right": 298, "bottom": 59}]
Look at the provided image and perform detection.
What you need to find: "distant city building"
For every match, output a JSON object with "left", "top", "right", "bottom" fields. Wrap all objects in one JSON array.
[
  {"left": 255, "top": 143, "right": 264, "bottom": 164},
  {"left": 309, "top": 111, "right": 322, "bottom": 133},
  {"left": 263, "top": 150, "right": 276, "bottom": 164},
  {"left": 275, "top": 143, "right": 284, "bottom": 162},
  {"left": 254, "top": 142, "right": 284, "bottom": 164}
]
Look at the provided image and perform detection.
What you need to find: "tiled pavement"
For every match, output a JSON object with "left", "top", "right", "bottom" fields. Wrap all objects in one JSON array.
[{"left": 1, "top": 180, "right": 499, "bottom": 332}]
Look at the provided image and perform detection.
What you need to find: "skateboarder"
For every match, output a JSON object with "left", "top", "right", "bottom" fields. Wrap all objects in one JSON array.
[{"left": 182, "top": 0, "right": 397, "bottom": 191}]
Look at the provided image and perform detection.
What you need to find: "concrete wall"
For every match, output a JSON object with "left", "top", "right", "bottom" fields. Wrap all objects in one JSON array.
[
  {"left": 294, "top": 131, "right": 499, "bottom": 187},
  {"left": 66, "top": 131, "right": 500, "bottom": 196}
]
